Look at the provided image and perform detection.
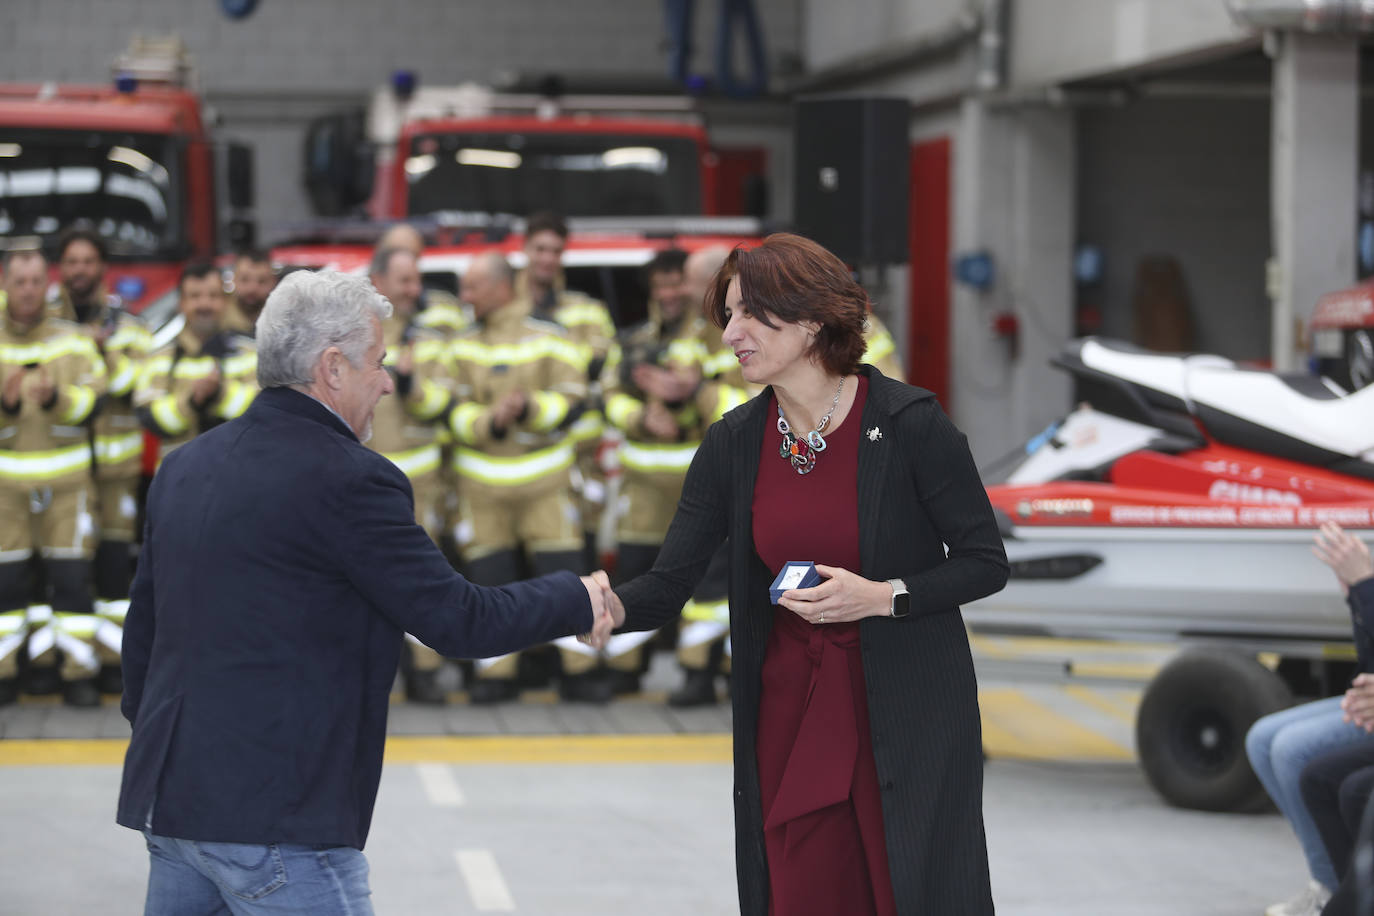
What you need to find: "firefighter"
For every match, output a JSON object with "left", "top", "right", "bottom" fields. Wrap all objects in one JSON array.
[
  {"left": 223, "top": 249, "right": 277, "bottom": 336},
  {"left": 134, "top": 263, "right": 257, "bottom": 465},
  {"left": 368, "top": 246, "right": 455, "bottom": 704},
  {"left": 447, "top": 252, "right": 602, "bottom": 704},
  {"left": 0, "top": 248, "right": 108, "bottom": 707},
  {"left": 604, "top": 250, "right": 747, "bottom": 696},
  {"left": 517, "top": 211, "right": 617, "bottom": 570},
  {"left": 376, "top": 223, "right": 471, "bottom": 336},
  {"left": 53, "top": 227, "right": 152, "bottom": 694}
]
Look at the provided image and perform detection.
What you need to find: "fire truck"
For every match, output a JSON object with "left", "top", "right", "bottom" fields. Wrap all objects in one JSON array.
[
  {"left": 277, "top": 76, "right": 768, "bottom": 325},
  {"left": 0, "top": 37, "right": 252, "bottom": 313}
]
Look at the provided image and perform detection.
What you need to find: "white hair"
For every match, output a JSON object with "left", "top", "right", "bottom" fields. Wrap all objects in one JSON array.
[{"left": 256, "top": 270, "right": 392, "bottom": 389}]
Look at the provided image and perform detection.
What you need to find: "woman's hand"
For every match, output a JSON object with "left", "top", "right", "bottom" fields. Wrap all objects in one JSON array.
[
  {"left": 777, "top": 564, "right": 892, "bottom": 625},
  {"left": 1313, "top": 521, "right": 1374, "bottom": 595}
]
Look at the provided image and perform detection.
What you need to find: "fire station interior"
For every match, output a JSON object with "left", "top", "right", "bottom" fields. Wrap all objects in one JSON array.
[{"left": 5, "top": 2, "right": 1374, "bottom": 914}]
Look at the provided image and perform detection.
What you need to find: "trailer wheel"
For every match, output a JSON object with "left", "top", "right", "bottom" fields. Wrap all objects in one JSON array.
[{"left": 1135, "top": 650, "right": 1292, "bottom": 812}]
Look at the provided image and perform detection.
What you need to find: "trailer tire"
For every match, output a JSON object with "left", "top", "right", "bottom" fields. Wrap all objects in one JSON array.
[{"left": 1136, "top": 650, "right": 1292, "bottom": 812}]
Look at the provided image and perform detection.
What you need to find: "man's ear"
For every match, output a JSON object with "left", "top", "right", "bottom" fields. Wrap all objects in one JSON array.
[{"left": 321, "top": 347, "right": 344, "bottom": 390}]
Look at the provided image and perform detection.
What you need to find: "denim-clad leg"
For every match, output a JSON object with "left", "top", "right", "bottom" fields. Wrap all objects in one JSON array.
[
  {"left": 144, "top": 832, "right": 232, "bottom": 916},
  {"left": 1246, "top": 696, "right": 1369, "bottom": 891},
  {"left": 143, "top": 833, "right": 373, "bottom": 916}
]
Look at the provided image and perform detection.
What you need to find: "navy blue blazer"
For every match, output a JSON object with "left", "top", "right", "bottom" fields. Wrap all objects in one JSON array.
[{"left": 116, "top": 387, "right": 592, "bottom": 848}]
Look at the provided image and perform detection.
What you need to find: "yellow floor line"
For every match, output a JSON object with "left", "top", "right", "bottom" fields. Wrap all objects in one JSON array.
[
  {"left": 1063, "top": 685, "right": 1138, "bottom": 725},
  {"left": 1067, "top": 660, "right": 1162, "bottom": 681},
  {"left": 979, "top": 687, "right": 1134, "bottom": 762},
  {"left": 0, "top": 735, "right": 735, "bottom": 767}
]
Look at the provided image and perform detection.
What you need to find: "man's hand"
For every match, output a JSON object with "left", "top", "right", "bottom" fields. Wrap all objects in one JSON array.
[
  {"left": 577, "top": 571, "right": 617, "bottom": 649},
  {"left": 1343, "top": 673, "right": 1374, "bottom": 732},
  {"left": 2, "top": 368, "right": 24, "bottom": 411},
  {"left": 1314, "top": 521, "right": 1374, "bottom": 595},
  {"left": 29, "top": 367, "right": 55, "bottom": 408},
  {"left": 592, "top": 570, "right": 625, "bottom": 629},
  {"left": 189, "top": 368, "right": 222, "bottom": 410},
  {"left": 490, "top": 390, "right": 528, "bottom": 431},
  {"left": 642, "top": 401, "right": 679, "bottom": 442}
]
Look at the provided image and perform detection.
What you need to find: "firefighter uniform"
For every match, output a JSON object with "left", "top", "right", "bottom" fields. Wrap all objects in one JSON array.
[
  {"left": 446, "top": 296, "right": 589, "bottom": 702},
  {"left": 0, "top": 313, "right": 108, "bottom": 703},
  {"left": 51, "top": 288, "right": 153, "bottom": 691},
  {"left": 134, "top": 328, "right": 258, "bottom": 465},
  {"left": 413, "top": 287, "right": 472, "bottom": 567},
  {"left": 864, "top": 311, "right": 905, "bottom": 380},
  {"left": 414, "top": 288, "right": 472, "bottom": 337},
  {"left": 604, "top": 306, "right": 747, "bottom": 694},
  {"left": 516, "top": 270, "right": 617, "bottom": 568},
  {"left": 368, "top": 312, "right": 455, "bottom": 702}
]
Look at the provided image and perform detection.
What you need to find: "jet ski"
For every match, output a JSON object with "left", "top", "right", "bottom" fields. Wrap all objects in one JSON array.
[{"left": 965, "top": 336, "right": 1374, "bottom": 812}]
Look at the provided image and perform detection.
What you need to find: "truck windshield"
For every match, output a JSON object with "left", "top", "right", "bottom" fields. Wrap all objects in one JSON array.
[
  {"left": 0, "top": 129, "right": 182, "bottom": 259},
  {"left": 405, "top": 131, "right": 701, "bottom": 218}
]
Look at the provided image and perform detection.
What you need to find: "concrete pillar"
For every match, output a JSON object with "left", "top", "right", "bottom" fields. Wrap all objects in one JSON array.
[
  {"left": 951, "top": 97, "right": 1073, "bottom": 466},
  {"left": 1270, "top": 33, "right": 1358, "bottom": 371}
]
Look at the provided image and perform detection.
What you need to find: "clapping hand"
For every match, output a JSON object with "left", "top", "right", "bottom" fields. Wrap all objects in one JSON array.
[
  {"left": 1313, "top": 521, "right": 1374, "bottom": 596},
  {"left": 576, "top": 571, "right": 623, "bottom": 649}
]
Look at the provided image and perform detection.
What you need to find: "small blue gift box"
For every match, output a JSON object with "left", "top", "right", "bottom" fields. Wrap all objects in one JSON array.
[{"left": 769, "top": 561, "right": 822, "bottom": 604}]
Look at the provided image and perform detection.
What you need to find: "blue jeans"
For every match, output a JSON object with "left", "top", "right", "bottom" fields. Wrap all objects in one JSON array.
[
  {"left": 142, "top": 831, "right": 374, "bottom": 915},
  {"left": 1246, "top": 696, "right": 1370, "bottom": 892}
]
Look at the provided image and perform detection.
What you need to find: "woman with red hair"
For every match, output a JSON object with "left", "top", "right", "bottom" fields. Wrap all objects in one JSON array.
[{"left": 605, "top": 233, "right": 1009, "bottom": 914}]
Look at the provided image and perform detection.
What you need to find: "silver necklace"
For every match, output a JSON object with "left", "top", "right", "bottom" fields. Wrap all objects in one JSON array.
[{"left": 777, "top": 376, "right": 845, "bottom": 476}]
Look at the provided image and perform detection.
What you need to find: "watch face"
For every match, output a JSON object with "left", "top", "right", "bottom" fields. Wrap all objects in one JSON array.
[{"left": 892, "top": 590, "right": 911, "bottom": 617}]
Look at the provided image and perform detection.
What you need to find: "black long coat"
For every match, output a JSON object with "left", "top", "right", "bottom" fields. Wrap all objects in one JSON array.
[{"left": 617, "top": 366, "right": 1009, "bottom": 915}]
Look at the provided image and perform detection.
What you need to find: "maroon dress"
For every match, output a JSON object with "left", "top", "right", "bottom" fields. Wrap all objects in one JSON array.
[{"left": 751, "top": 375, "right": 897, "bottom": 916}]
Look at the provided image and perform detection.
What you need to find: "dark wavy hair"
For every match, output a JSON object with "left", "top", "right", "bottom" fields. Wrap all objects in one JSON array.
[{"left": 703, "top": 233, "right": 868, "bottom": 376}]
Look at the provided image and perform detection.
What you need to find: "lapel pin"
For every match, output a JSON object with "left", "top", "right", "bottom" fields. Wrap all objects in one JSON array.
[{"left": 867, "top": 427, "right": 883, "bottom": 442}]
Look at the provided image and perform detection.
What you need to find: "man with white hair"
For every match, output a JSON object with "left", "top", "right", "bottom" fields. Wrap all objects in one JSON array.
[{"left": 116, "top": 269, "right": 617, "bottom": 914}]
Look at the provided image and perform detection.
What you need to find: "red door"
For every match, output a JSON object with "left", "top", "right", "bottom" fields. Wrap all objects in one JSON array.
[
  {"left": 711, "top": 147, "right": 769, "bottom": 216},
  {"left": 909, "top": 138, "right": 951, "bottom": 408}
]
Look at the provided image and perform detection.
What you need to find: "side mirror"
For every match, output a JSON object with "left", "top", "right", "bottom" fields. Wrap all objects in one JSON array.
[{"left": 227, "top": 142, "right": 254, "bottom": 210}]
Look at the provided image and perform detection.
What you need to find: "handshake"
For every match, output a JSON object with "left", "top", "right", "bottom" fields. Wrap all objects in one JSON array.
[{"left": 575, "top": 570, "right": 627, "bottom": 650}]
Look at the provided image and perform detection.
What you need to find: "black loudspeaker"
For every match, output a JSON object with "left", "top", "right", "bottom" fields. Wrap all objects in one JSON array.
[{"left": 793, "top": 97, "right": 910, "bottom": 264}]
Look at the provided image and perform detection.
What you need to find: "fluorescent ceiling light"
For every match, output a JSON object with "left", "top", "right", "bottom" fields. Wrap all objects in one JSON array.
[{"left": 456, "top": 148, "right": 521, "bottom": 169}]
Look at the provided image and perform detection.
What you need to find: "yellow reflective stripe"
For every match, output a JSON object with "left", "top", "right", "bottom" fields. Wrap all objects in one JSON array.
[
  {"left": 409, "top": 379, "right": 450, "bottom": 421},
  {"left": 0, "top": 611, "right": 27, "bottom": 634},
  {"left": 107, "top": 326, "right": 150, "bottom": 351},
  {"left": 416, "top": 304, "right": 469, "bottom": 332},
  {"left": 666, "top": 338, "right": 708, "bottom": 368},
  {"left": 527, "top": 391, "right": 570, "bottom": 432},
  {"left": 449, "top": 337, "right": 587, "bottom": 373},
  {"left": 682, "top": 598, "right": 729, "bottom": 623},
  {"left": 150, "top": 393, "right": 191, "bottom": 437},
  {"left": 222, "top": 352, "right": 257, "bottom": 377},
  {"left": 94, "top": 430, "right": 144, "bottom": 464},
  {"left": 107, "top": 355, "right": 137, "bottom": 397},
  {"left": 620, "top": 440, "right": 700, "bottom": 473},
  {"left": 605, "top": 392, "right": 642, "bottom": 431},
  {"left": 0, "top": 336, "right": 99, "bottom": 365},
  {"left": 383, "top": 443, "right": 442, "bottom": 478},
  {"left": 711, "top": 385, "right": 750, "bottom": 421},
  {"left": 567, "top": 410, "right": 604, "bottom": 443},
  {"left": 703, "top": 349, "right": 738, "bottom": 378},
  {"left": 214, "top": 381, "right": 254, "bottom": 419},
  {"left": 0, "top": 443, "right": 92, "bottom": 480},
  {"left": 453, "top": 442, "right": 574, "bottom": 486},
  {"left": 94, "top": 599, "right": 130, "bottom": 622},
  {"left": 555, "top": 303, "right": 614, "bottom": 335},
  {"left": 54, "top": 612, "right": 100, "bottom": 638},
  {"left": 412, "top": 339, "right": 447, "bottom": 361},
  {"left": 864, "top": 332, "right": 896, "bottom": 362},
  {"left": 450, "top": 403, "right": 485, "bottom": 444},
  {"left": 170, "top": 357, "right": 217, "bottom": 379},
  {"left": 57, "top": 384, "right": 97, "bottom": 424}
]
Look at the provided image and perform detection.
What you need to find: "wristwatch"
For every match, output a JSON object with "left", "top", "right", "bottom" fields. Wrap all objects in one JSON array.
[{"left": 887, "top": 578, "right": 910, "bottom": 618}]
